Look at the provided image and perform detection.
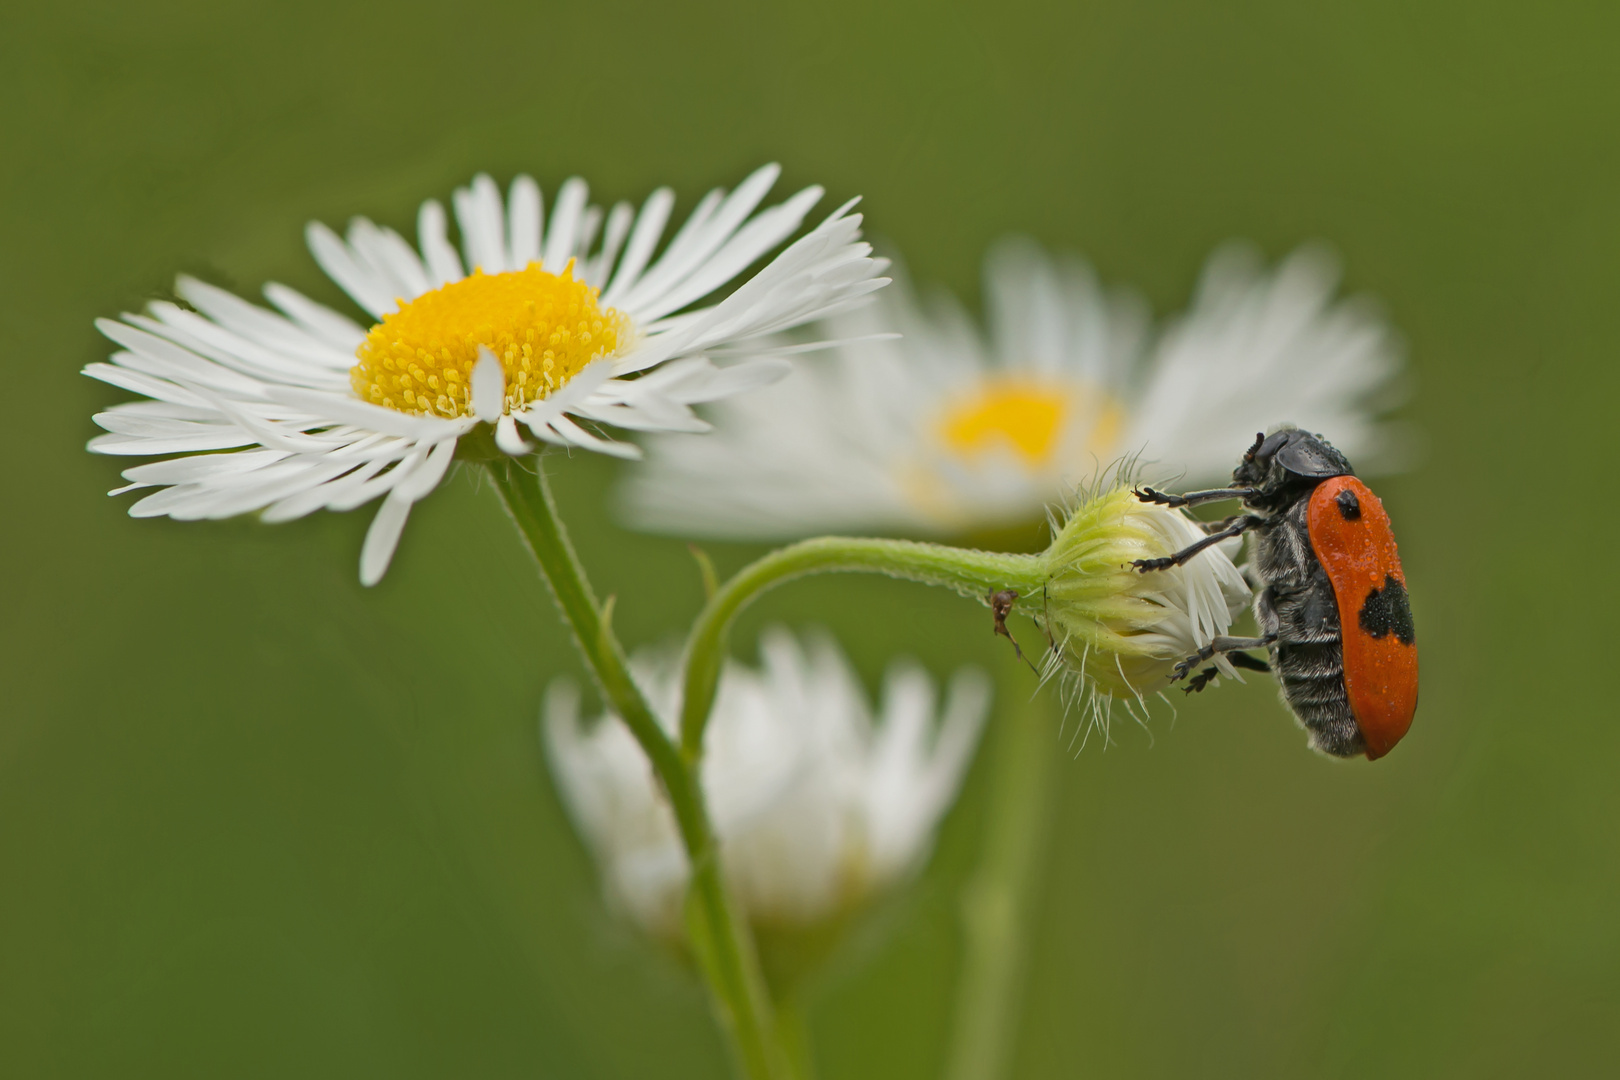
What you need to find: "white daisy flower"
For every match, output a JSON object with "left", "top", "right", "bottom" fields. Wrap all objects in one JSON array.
[
  {"left": 620, "top": 238, "right": 1405, "bottom": 539},
  {"left": 85, "top": 164, "right": 889, "bottom": 583},
  {"left": 545, "top": 626, "right": 990, "bottom": 936}
]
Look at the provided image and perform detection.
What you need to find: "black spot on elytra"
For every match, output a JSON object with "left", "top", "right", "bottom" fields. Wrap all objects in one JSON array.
[
  {"left": 1358, "top": 575, "right": 1415, "bottom": 645},
  {"left": 1336, "top": 488, "right": 1361, "bottom": 520}
]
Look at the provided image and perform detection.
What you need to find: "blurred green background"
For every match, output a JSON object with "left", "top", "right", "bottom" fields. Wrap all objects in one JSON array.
[{"left": 4, "top": 1, "right": 1617, "bottom": 1076}]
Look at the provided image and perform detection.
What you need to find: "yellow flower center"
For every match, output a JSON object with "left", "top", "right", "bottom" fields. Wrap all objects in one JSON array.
[
  {"left": 350, "top": 262, "right": 630, "bottom": 417},
  {"left": 938, "top": 377, "right": 1121, "bottom": 466}
]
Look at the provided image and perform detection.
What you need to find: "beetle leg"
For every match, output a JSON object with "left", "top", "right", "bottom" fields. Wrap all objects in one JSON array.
[
  {"left": 1170, "top": 634, "right": 1278, "bottom": 683},
  {"left": 1132, "top": 515, "right": 1260, "bottom": 572},
  {"left": 1199, "top": 514, "right": 1245, "bottom": 536},
  {"left": 1182, "top": 651, "right": 1271, "bottom": 694},
  {"left": 1135, "top": 486, "right": 1257, "bottom": 509},
  {"left": 1227, "top": 651, "right": 1271, "bottom": 673}
]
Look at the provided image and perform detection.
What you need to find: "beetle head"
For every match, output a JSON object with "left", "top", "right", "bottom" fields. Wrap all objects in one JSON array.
[{"left": 1232, "top": 426, "right": 1354, "bottom": 509}]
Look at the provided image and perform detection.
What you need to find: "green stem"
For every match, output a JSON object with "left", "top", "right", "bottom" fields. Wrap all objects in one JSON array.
[
  {"left": 486, "top": 460, "right": 780, "bottom": 1080},
  {"left": 680, "top": 537, "right": 1048, "bottom": 760},
  {"left": 773, "top": 994, "right": 817, "bottom": 1080},
  {"left": 943, "top": 683, "right": 1060, "bottom": 1080}
]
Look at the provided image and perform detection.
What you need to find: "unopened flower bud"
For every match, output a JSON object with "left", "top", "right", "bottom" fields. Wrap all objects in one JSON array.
[{"left": 1036, "top": 486, "right": 1251, "bottom": 706}]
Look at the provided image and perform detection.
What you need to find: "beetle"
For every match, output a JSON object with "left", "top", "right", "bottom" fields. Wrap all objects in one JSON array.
[{"left": 1131, "top": 427, "right": 1418, "bottom": 759}]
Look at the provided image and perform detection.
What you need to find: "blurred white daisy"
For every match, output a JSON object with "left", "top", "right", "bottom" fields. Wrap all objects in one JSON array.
[
  {"left": 620, "top": 238, "right": 1405, "bottom": 539},
  {"left": 86, "top": 164, "right": 888, "bottom": 583},
  {"left": 545, "top": 626, "right": 989, "bottom": 936}
]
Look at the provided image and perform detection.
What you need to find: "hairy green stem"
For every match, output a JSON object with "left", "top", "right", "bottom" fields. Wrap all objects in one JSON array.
[
  {"left": 944, "top": 683, "right": 1059, "bottom": 1080},
  {"left": 486, "top": 460, "right": 780, "bottom": 1080},
  {"left": 680, "top": 537, "right": 1048, "bottom": 760}
]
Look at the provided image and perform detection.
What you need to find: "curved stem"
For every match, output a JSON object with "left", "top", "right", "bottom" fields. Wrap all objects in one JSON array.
[
  {"left": 680, "top": 537, "right": 1047, "bottom": 761},
  {"left": 486, "top": 460, "right": 779, "bottom": 1080}
]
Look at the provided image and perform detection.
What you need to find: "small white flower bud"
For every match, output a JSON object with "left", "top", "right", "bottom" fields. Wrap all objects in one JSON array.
[{"left": 1036, "top": 486, "right": 1251, "bottom": 714}]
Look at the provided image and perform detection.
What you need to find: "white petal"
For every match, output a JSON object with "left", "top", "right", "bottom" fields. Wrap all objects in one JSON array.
[
  {"left": 395, "top": 437, "right": 457, "bottom": 501},
  {"left": 96, "top": 399, "right": 221, "bottom": 422},
  {"left": 83, "top": 362, "right": 211, "bottom": 409},
  {"left": 495, "top": 414, "right": 532, "bottom": 455},
  {"left": 263, "top": 283, "right": 369, "bottom": 352},
  {"left": 135, "top": 306, "right": 350, "bottom": 390},
  {"left": 601, "top": 187, "right": 675, "bottom": 306},
  {"left": 306, "top": 221, "right": 394, "bottom": 318},
  {"left": 576, "top": 206, "right": 603, "bottom": 265},
  {"left": 516, "top": 358, "right": 615, "bottom": 428},
  {"left": 92, "top": 411, "right": 241, "bottom": 439},
  {"left": 263, "top": 453, "right": 393, "bottom": 521},
  {"left": 678, "top": 357, "right": 791, "bottom": 403},
  {"left": 175, "top": 276, "right": 347, "bottom": 363},
  {"left": 470, "top": 345, "right": 506, "bottom": 420},
  {"left": 264, "top": 385, "right": 466, "bottom": 441},
  {"left": 120, "top": 449, "right": 289, "bottom": 485},
  {"left": 455, "top": 172, "right": 509, "bottom": 274},
  {"left": 629, "top": 184, "right": 821, "bottom": 324},
  {"left": 932, "top": 668, "right": 992, "bottom": 793},
  {"left": 347, "top": 218, "right": 432, "bottom": 301},
  {"left": 618, "top": 166, "right": 784, "bottom": 315},
  {"left": 314, "top": 453, "right": 409, "bottom": 512},
  {"left": 545, "top": 414, "right": 643, "bottom": 459},
  {"left": 508, "top": 175, "right": 543, "bottom": 268},
  {"left": 542, "top": 177, "right": 589, "bottom": 274},
  {"left": 574, "top": 398, "right": 709, "bottom": 434},
  {"left": 97, "top": 319, "right": 271, "bottom": 399},
  {"left": 418, "top": 199, "right": 465, "bottom": 286},
  {"left": 613, "top": 187, "right": 724, "bottom": 311},
  {"left": 613, "top": 201, "right": 884, "bottom": 375},
  {"left": 359, "top": 490, "right": 412, "bottom": 586},
  {"left": 90, "top": 430, "right": 260, "bottom": 455},
  {"left": 586, "top": 201, "right": 634, "bottom": 288}
]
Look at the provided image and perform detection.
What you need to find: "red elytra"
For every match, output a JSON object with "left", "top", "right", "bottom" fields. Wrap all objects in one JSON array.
[{"left": 1307, "top": 476, "right": 1419, "bottom": 759}]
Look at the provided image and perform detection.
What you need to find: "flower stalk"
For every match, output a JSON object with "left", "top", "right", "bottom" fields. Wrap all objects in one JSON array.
[
  {"left": 679, "top": 537, "right": 1048, "bottom": 761},
  {"left": 486, "top": 459, "right": 780, "bottom": 1080},
  {"left": 944, "top": 682, "right": 1060, "bottom": 1080}
]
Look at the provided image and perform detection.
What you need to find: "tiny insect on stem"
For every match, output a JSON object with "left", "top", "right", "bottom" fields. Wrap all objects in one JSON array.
[{"left": 990, "top": 588, "right": 1040, "bottom": 675}]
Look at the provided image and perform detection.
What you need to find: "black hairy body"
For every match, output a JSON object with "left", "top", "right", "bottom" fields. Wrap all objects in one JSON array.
[{"left": 1246, "top": 497, "right": 1364, "bottom": 757}]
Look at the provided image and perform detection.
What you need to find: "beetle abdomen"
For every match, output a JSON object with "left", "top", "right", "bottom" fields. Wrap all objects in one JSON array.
[
  {"left": 1274, "top": 641, "right": 1363, "bottom": 757},
  {"left": 1253, "top": 511, "right": 1365, "bottom": 758}
]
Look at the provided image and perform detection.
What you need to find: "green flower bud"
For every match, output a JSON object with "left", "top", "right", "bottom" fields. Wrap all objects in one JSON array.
[{"left": 1037, "top": 486, "right": 1251, "bottom": 712}]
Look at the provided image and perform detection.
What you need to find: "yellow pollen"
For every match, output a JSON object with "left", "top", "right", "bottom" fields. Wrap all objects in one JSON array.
[
  {"left": 350, "top": 261, "right": 630, "bottom": 418},
  {"left": 938, "top": 377, "right": 1124, "bottom": 468}
]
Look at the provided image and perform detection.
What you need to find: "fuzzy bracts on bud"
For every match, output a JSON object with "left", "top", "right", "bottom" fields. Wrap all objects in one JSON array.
[{"left": 1035, "top": 487, "right": 1251, "bottom": 704}]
